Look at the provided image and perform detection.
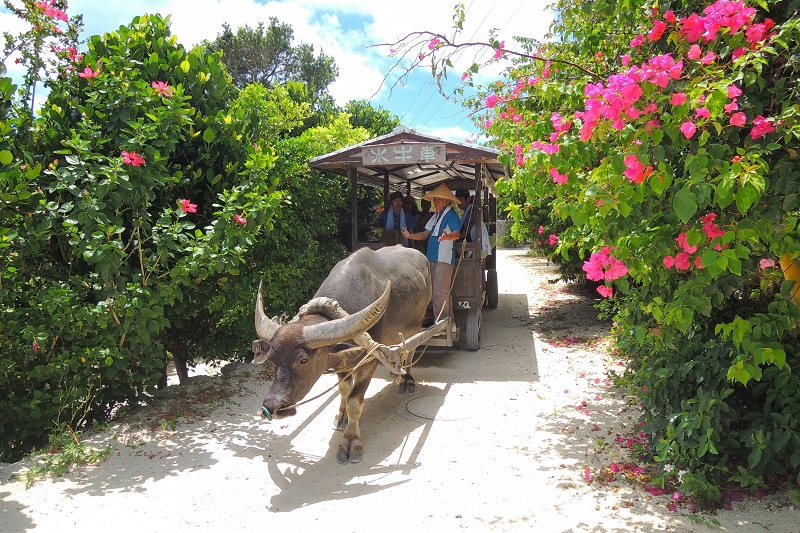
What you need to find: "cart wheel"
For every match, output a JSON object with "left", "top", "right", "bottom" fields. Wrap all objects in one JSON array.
[
  {"left": 460, "top": 308, "right": 481, "bottom": 351},
  {"left": 485, "top": 268, "right": 498, "bottom": 308}
]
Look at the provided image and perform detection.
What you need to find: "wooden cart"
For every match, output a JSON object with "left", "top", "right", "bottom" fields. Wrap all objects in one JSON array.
[{"left": 309, "top": 126, "right": 506, "bottom": 351}]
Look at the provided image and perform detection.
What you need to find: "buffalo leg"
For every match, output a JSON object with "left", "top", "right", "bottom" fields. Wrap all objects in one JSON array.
[
  {"left": 398, "top": 347, "right": 417, "bottom": 394},
  {"left": 336, "top": 360, "right": 378, "bottom": 464},
  {"left": 334, "top": 372, "right": 353, "bottom": 431},
  {"left": 398, "top": 371, "right": 415, "bottom": 394}
]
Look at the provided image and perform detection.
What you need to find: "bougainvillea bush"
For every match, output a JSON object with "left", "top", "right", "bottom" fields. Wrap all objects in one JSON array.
[{"left": 396, "top": 0, "right": 800, "bottom": 492}]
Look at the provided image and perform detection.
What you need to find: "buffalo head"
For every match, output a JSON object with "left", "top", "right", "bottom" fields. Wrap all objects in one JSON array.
[{"left": 252, "top": 281, "right": 391, "bottom": 418}]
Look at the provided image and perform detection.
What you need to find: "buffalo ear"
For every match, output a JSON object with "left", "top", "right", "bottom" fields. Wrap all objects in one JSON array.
[{"left": 251, "top": 339, "right": 269, "bottom": 354}]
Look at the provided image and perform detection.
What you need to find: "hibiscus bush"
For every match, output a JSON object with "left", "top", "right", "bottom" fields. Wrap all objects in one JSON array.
[
  {"left": 1, "top": 7, "right": 283, "bottom": 461},
  {"left": 397, "top": 0, "right": 800, "bottom": 492}
]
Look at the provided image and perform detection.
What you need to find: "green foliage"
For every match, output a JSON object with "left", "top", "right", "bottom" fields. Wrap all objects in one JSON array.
[
  {"left": 192, "top": 96, "right": 371, "bottom": 363},
  {"left": 1, "top": 12, "right": 282, "bottom": 461},
  {"left": 400, "top": 0, "right": 800, "bottom": 491},
  {"left": 23, "top": 424, "right": 113, "bottom": 488},
  {"left": 343, "top": 99, "right": 401, "bottom": 136},
  {"left": 231, "top": 83, "right": 312, "bottom": 139}
]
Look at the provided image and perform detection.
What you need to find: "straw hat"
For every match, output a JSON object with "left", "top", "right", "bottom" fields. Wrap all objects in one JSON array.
[{"left": 422, "top": 184, "right": 459, "bottom": 203}]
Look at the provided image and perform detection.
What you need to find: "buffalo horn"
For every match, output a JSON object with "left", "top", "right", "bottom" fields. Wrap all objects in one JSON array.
[
  {"left": 255, "top": 280, "right": 282, "bottom": 341},
  {"left": 302, "top": 281, "right": 391, "bottom": 349}
]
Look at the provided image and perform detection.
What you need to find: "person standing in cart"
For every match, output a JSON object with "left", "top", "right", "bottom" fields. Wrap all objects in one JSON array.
[
  {"left": 376, "top": 190, "right": 416, "bottom": 246},
  {"left": 401, "top": 184, "right": 461, "bottom": 334}
]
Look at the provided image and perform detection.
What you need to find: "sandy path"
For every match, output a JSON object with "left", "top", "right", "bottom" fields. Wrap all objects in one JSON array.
[{"left": 1, "top": 248, "right": 797, "bottom": 532}]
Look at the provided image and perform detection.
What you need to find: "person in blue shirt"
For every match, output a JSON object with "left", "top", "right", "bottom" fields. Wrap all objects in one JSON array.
[
  {"left": 376, "top": 190, "right": 416, "bottom": 246},
  {"left": 401, "top": 184, "right": 461, "bottom": 332}
]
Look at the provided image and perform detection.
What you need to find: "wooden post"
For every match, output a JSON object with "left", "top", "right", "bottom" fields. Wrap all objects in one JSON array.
[
  {"left": 474, "top": 163, "right": 483, "bottom": 298},
  {"left": 349, "top": 167, "right": 358, "bottom": 252}
]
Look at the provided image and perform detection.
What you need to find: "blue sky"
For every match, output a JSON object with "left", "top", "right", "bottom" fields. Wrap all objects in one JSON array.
[{"left": 3, "top": 0, "right": 553, "bottom": 141}]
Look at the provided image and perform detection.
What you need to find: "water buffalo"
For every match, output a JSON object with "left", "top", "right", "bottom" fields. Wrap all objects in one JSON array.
[{"left": 252, "top": 245, "right": 436, "bottom": 464}]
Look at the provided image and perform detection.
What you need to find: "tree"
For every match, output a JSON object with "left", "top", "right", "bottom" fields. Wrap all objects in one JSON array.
[{"left": 204, "top": 19, "right": 338, "bottom": 107}]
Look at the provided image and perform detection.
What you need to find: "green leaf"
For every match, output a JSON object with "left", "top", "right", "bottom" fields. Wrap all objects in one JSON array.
[
  {"left": 0, "top": 150, "right": 12, "bottom": 165},
  {"left": 748, "top": 447, "right": 762, "bottom": 468},
  {"left": 202, "top": 128, "right": 216, "bottom": 143},
  {"left": 673, "top": 186, "right": 697, "bottom": 223},
  {"left": 735, "top": 184, "right": 759, "bottom": 215}
]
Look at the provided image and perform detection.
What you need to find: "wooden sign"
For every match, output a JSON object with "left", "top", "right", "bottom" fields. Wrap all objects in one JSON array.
[{"left": 361, "top": 143, "right": 446, "bottom": 166}]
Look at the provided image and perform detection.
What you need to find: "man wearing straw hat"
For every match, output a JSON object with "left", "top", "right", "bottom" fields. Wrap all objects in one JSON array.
[{"left": 401, "top": 184, "right": 461, "bottom": 336}]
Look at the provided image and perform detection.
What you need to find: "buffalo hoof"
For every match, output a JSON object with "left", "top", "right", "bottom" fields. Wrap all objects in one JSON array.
[
  {"left": 333, "top": 413, "right": 348, "bottom": 431},
  {"left": 336, "top": 442, "right": 363, "bottom": 464},
  {"left": 398, "top": 377, "right": 416, "bottom": 395}
]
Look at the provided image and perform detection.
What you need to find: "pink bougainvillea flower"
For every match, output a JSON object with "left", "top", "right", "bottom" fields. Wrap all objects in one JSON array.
[
  {"left": 548, "top": 234, "right": 558, "bottom": 246},
  {"left": 700, "top": 51, "right": 716, "bottom": 65},
  {"left": 461, "top": 72, "right": 468, "bottom": 82},
  {"left": 550, "top": 167, "right": 568, "bottom": 184},
  {"left": 695, "top": 107, "right": 710, "bottom": 119},
  {"left": 700, "top": 213, "right": 726, "bottom": 242},
  {"left": 664, "top": 10, "right": 676, "bottom": 23},
  {"left": 724, "top": 101, "right": 739, "bottom": 113},
  {"left": 680, "top": 121, "right": 697, "bottom": 139},
  {"left": 180, "top": 199, "right": 197, "bottom": 213},
  {"left": 687, "top": 44, "right": 702, "bottom": 59},
  {"left": 36, "top": 0, "right": 68, "bottom": 21},
  {"left": 609, "top": 463, "right": 621, "bottom": 473},
  {"left": 583, "top": 248, "right": 628, "bottom": 282},
  {"left": 233, "top": 214, "right": 247, "bottom": 225},
  {"left": 750, "top": 115, "right": 776, "bottom": 139},
  {"left": 676, "top": 232, "right": 698, "bottom": 254},
  {"left": 746, "top": 19, "right": 776, "bottom": 47},
  {"left": 427, "top": 38, "right": 440, "bottom": 50},
  {"left": 541, "top": 61, "right": 551, "bottom": 79},
  {"left": 728, "top": 84, "right": 743, "bottom": 99},
  {"left": 537, "top": 225, "right": 545, "bottom": 235},
  {"left": 543, "top": 143, "right": 559, "bottom": 155},
  {"left": 671, "top": 92, "right": 687, "bottom": 106},
  {"left": 663, "top": 255, "right": 677, "bottom": 269},
  {"left": 732, "top": 47, "right": 747, "bottom": 59},
  {"left": 493, "top": 41, "right": 505, "bottom": 59},
  {"left": 597, "top": 285, "right": 613, "bottom": 298},
  {"left": 121, "top": 150, "right": 145, "bottom": 167},
  {"left": 623, "top": 154, "right": 647, "bottom": 184},
  {"left": 695, "top": 256, "right": 703, "bottom": 269},
  {"left": 630, "top": 34, "right": 644, "bottom": 48},
  {"left": 485, "top": 94, "right": 500, "bottom": 108},
  {"left": 151, "top": 81, "right": 173, "bottom": 97},
  {"left": 759, "top": 258, "right": 776, "bottom": 269},
  {"left": 730, "top": 112, "right": 747, "bottom": 127},
  {"left": 77, "top": 66, "right": 100, "bottom": 78},
  {"left": 675, "top": 252, "right": 691, "bottom": 271},
  {"left": 32, "top": 341, "right": 39, "bottom": 351},
  {"left": 620, "top": 54, "right": 631, "bottom": 66},
  {"left": 648, "top": 20, "right": 667, "bottom": 42}
]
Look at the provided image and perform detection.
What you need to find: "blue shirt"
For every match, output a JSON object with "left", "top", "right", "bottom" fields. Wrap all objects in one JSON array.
[{"left": 425, "top": 206, "right": 461, "bottom": 265}]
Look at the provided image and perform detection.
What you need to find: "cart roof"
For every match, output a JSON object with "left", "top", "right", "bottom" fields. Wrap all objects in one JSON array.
[{"left": 308, "top": 126, "right": 507, "bottom": 197}]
